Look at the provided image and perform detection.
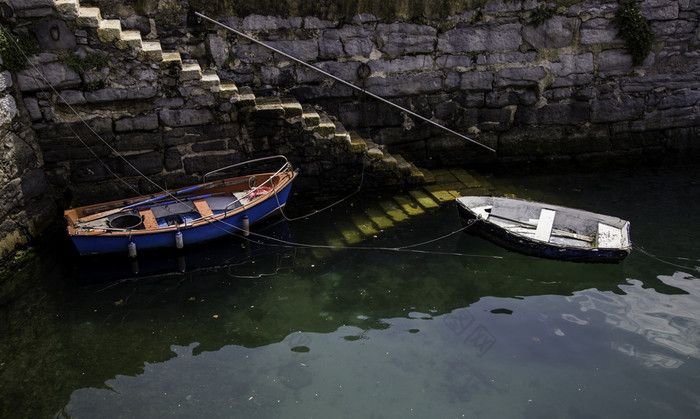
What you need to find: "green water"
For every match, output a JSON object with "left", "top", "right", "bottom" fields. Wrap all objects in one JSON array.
[{"left": 2, "top": 164, "right": 699, "bottom": 418}]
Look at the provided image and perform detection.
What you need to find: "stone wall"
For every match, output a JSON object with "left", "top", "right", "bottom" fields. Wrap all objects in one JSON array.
[
  {"left": 195, "top": 0, "right": 700, "bottom": 165},
  {"left": 0, "top": 68, "right": 55, "bottom": 261}
]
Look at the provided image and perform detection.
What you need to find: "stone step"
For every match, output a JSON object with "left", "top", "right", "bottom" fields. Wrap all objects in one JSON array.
[
  {"left": 348, "top": 131, "right": 367, "bottom": 153},
  {"left": 97, "top": 19, "right": 121, "bottom": 43},
  {"left": 364, "top": 206, "right": 394, "bottom": 230},
  {"left": 301, "top": 104, "right": 320, "bottom": 128},
  {"left": 364, "top": 139, "right": 384, "bottom": 160},
  {"left": 423, "top": 184, "right": 460, "bottom": 203},
  {"left": 378, "top": 199, "right": 409, "bottom": 223},
  {"left": 139, "top": 41, "right": 164, "bottom": 61},
  {"left": 219, "top": 81, "right": 239, "bottom": 100},
  {"left": 161, "top": 51, "right": 183, "bottom": 68},
  {"left": 351, "top": 214, "right": 380, "bottom": 237},
  {"left": 201, "top": 71, "right": 221, "bottom": 91},
  {"left": 117, "top": 30, "right": 143, "bottom": 50},
  {"left": 335, "top": 220, "right": 363, "bottom": 245},
  {"left": 280, "top": 97, "right": 303, "bottom": 121},
  {"left": 254, "top": 96, "right": 285, "bottom": 119},
  {"left": 236, "top": 86, "right": 256, "bottom": 108},
  {"left": 179, "top": 61, "right": 202, "bottom": 82},
  {"left": 55, "top": 0, "right": 80, "bottom": 20},
  {"left": 393, "top": 195, "right": 424, "bottom": 216},
  {"left": 314, "top": 113, "right": 336, "bottom": 140},
  {"left": 333, "top": 121, "right": 350, "bottom": 144},
  {"left": 76, "top": 7, "right": 101, "bottom": 28},
  {"left": 408, "top": 163, "right": 428, "bottom": 184},
  {"left": 393, "top": 154, "right": 413, "bottom": 174},
  {"left": 408, "top": 189, "right": 439, "bottom": 209}
]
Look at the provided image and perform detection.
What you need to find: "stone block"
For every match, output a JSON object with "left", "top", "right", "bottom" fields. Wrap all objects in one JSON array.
[
  {"left": 76, "top": 7, "right": 101, "bottom": 28},
  {"left": 438, "top": 23, "right": 521, "bottom": 53},
  {"left": 494, "top": 66, "right": 547, "bottom": 87},
  {"left": 523, "top": 16, "right": 579, "bottom": 49},
  {"left": 320, "top": 26, "right": 373, "bottom": 58},
  {"left": 0, "top": 95, "right": 18, "bottom": 125},
  {"left": 486, "top": 90, "right": 538, "bottom": 107},
  {"left": 192, "top": 139, "right": 227, "bottom": 152},
  {"left": 551, "top": 53, "right": 594, "bottom": 77},
  {"left": 641, "top": 0, "right": 679, "bottom": 20},
  {"left": 164, "top": 147, "right": 182, "bottom": 171},
  {"left": 23, "top": 97, "right": 42, "bottom": 121},
  {"left": 34, "top": 20, "right": 76, "bottom": 50},
  {"left": 116, "top": 30, "right": 143, "bottom": 50},
  {"left": 17, "top": 60, "right": 81, "bottom": 92},
  {"left": 159, "top": 109, "right": 215, "bottom": 127},
  {"left": 591, "top": 95, "right": 645, "bottom": 123},
  {"left": 58, "top": 89, "right": 86, "bottom": 105},
  {"left": 97, "top": 19, "right": 122, "bottom": 43},
  {"left": 241, "top": 15, "right": 302, "bottom": 30},
  {"left": 365, "top": 72, "right": 443, "bottom": 97},
  {"left": 515, "top": 102, "right": 590, "bottom": 125},
  {"left": 319, "top": 30, "right": 344, "bottom": 58},
  {"left": 115, "top": 114, "right": 159, "bottom": 132},
  {"left": 376, "top": 23, "right": 437, "bottom": 55},
  {"left": 460, "top": 71, "right": 494, "bottom": 91},
  {"left": 114, "top": 132, "right": 162, "bottom": 151},
  {"left": 483, "top": 51, "right": 537, "bottom": 66},
  {"left": 127, "top": 86, "right": 159, "bottom": 100},
  {"left": 84, "top": 88, "right": 129, "bottom": 103},
  {"left": 139, "top": 41, "right": 163, "bottom": 62},
  {"left": 369, "top": 55, "right": 433, "bottom": 75},
  {"left": 206, "top": 33, "right": 228, "bottom": 67},
  {"left": 54, "top": 0, "right": 79, "bottom": 19},
  {"left": 597, "top": 49, "right": 634, "bottom": 77},
  {"left": 266, "top": 39, "right": 319, "bottom": 63},
  {"left": 580, "top": 18, "right": 621, "bottom": 45}
]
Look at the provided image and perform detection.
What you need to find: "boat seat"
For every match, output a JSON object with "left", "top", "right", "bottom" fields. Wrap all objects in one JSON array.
[
  {"left": 138, "top": 209, "right": 159, "bottom": 229},
  {"left": 206, "top": 196, "right": 242, "bottom": 211},
  {"left": 534, "top": 209, "right": 556, "bottom": 242},
  {"left": 193, "top": 199, "right": 214, "bottom": 217},
  {"left": 597, "top": 223, "right": 621, "bottom": 248},
  {"left": 151, "top": 202, "right": 196, "bottom": 218}
]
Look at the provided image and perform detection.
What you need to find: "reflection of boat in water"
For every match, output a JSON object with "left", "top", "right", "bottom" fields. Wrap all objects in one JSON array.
[{"left": 75, "top": 218, "right": 296, "bottom": 284}]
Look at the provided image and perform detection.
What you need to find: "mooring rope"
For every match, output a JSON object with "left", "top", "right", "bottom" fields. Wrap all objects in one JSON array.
[{"left": 633, "top": 245, "right": 700, "bottom": 273}]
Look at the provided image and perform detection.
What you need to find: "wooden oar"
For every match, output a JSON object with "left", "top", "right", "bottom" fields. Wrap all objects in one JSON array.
[{"left": 78, "top": 185, "right": 202, "bottom": 223}]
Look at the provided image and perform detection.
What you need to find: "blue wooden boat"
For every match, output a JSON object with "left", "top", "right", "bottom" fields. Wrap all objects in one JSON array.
[
  {"left": 456, "top": 196, "right": 631, "bottom": 263},
  {"left": 65, "top": 156, "right": 297, "bottom": 256}
]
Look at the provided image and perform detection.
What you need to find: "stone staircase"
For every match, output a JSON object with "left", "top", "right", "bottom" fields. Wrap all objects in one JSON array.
[
  {"left": 46, "top": 0, "right": 429, "bottom": 188},
  {"left": 310, "top": 167, "right": 503, "bottom": 258}
]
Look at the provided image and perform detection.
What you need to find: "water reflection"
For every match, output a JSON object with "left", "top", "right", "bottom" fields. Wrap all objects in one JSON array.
[
  {"left": 3, "top": 164, "right": 700, "bottom": 418},
  {"left": 572, "top": 271, "right": 700, "bottom": 369}
]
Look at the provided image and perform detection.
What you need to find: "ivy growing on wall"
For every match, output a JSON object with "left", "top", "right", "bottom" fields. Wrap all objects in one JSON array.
[
  {"left": 529, "top": 4, "right": 557, "bottom": 27},
  {"left": 613, "top": 2, "right": 654, "bottom": 66},
  {"left": 0, "top": 27, "right": 38, "bottom": 71}
]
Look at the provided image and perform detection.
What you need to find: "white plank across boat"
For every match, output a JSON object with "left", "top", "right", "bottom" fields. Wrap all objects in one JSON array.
[
  {"left": 597, "top": 222, "right": 622, "bottom": 248},
  {"left": 534, "top": 209, "right": 556, "bottom": 242}
]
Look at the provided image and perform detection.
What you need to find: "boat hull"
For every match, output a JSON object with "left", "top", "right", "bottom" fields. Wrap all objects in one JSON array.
[
  {"left": 456, "top": 197, "right": 631, "bottom": 263},
  {"left": 69, "top": 178, "right": 294, "bottom": 256}
]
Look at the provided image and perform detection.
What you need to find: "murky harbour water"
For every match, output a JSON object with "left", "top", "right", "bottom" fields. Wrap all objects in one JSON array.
[{"left": 1, "top": 163, "right": 699, "bottom": 418}]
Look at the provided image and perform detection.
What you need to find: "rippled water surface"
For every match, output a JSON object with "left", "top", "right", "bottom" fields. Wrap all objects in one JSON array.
[{"left": 2, "top": 164, "right": 699, "bottom": 418}]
